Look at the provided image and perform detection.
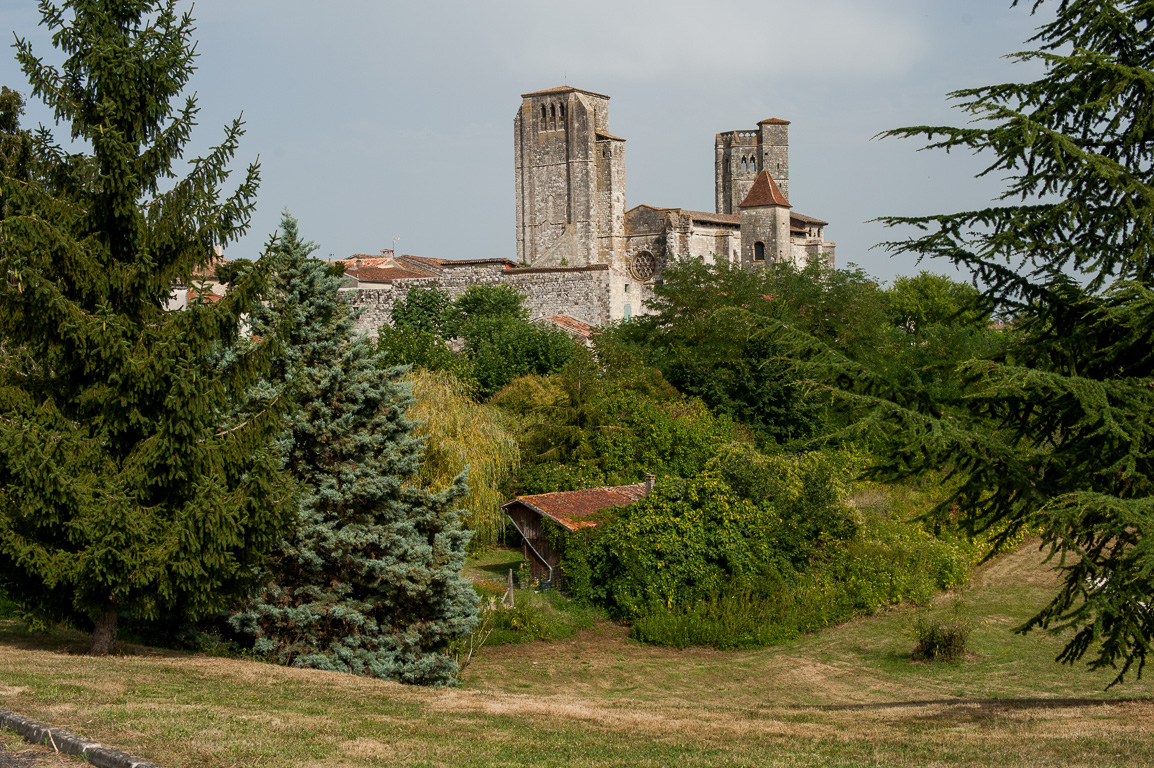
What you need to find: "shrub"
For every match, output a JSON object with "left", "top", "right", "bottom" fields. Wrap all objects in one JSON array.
[
  {"left": 464, "top": 584, "right": 603, "bottom": 648},
  {"left": 911, "top": 604, "right": 973, "bottom": 662}
]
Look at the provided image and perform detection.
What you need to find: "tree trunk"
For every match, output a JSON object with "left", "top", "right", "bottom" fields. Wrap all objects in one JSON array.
[{"left": 90, "top": 610, "right": 118, "bottom": 655}]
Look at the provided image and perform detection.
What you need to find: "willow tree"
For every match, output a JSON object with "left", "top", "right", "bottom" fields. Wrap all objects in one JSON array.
[
  {"left": 406, "top": 368, "right": 520, "bottom": 547},
  {"left": 0, "top": 1, "right": 290, "bottom": 654},
  {"left": 867, "top": 0, "right": 1154, "bottom": 683}
]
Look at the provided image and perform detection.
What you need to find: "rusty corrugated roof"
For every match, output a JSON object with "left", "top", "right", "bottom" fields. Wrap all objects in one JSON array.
[{"left": 502, "top": 482, "right": 649, "bottom": 531}]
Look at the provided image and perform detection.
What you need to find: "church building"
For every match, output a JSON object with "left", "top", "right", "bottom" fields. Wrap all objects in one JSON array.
[
  {"left": 513, "top": 86, "right": 835, "bottom": 283},
  {"left": 335, "top": 87, "right": 836, "bottom": 336}
]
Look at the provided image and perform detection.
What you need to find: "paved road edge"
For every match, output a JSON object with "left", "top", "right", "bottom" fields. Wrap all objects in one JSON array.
[{"left": 0, "top": 707, "right": 161, "bottom": 768}]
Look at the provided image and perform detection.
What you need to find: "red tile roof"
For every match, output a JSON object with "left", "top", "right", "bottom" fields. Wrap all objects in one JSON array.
[
  {"left": 739, "top": 171, "right": 791, "bottom": 209},
  {"left": 440, "top": 258, "right": 519, "bottom": 268},
  {"left": 685, "top": 210, "right": 741, "bottom": 226},
  {"left": 758, "top": 118, "right": 791, "bottom": 125},
  {"left": 395, "top": 254, "right": 446, "bottom": 269},
  {"left": 347, "top": 266, "right": 427, "bottom": 282},
  {"left": 187, "top": 288, "right": 222, "bottom": 303},
  {"left": 540, "top": 314, "right": 593, "bottom": 338},
  {"left": 502, "top": 483, "right": 649, "bottom": 531},
  {"left": 596, "top": 131, "right": 626, "bottom": 142},
  {"left": 339, "top": 256, "right": 395, "bottom": 269},
  {"left": 790, "top": 212, "right": 828, "bottom": 226}
]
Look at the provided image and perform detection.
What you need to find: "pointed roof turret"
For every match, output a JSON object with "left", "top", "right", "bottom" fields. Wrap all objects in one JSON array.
[{"left": 739, "top": 171, "right": 791, "bottom": 208}]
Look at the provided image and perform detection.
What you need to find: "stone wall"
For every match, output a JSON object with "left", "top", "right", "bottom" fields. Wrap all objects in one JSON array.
[{"left": 344, "top": 264, "right": 649, "bottom": 337}]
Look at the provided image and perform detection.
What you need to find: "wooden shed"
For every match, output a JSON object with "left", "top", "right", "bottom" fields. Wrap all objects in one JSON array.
[{"left": 502, "top": 477, "right": 653, "bottom": 589}]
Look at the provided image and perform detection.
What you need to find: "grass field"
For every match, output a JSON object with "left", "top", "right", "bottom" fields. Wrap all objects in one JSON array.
[{"left": 0, "top": 542, "right": 1151, "bottom": 767}]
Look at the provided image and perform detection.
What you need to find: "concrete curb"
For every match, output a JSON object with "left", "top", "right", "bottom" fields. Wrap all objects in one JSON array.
[{"left": 0, "top": 708, "right": 161, "bottom": 768}]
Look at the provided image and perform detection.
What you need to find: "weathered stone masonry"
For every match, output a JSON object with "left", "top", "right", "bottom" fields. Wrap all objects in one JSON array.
[{"left": 344, "top": 259, "right": 648, "bottom": 337}]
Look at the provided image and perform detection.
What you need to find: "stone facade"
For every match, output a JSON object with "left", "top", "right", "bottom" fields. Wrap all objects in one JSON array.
[
  {"left": 342, "top": 254, "right": 650, "bottom": 337},
  {"left": 338, "top": 86, "right": 835, "bottom": 337},
  {"left": 514, "top": 86, "right": 835, "bottom": 282},
  {"left": 514, "top": 87, "right": 626, "bottom": 269}
]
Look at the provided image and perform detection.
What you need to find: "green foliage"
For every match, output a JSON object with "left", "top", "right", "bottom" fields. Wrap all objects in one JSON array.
[
  {"left": 228, "top": 213, "right": 477, "bottom": 686},
  {"left": 911, "top": 603, "right": 974, "bottom": 663},
  {"left": 494, "top": 345, "right": 740, "bottom": 495},
  {"left": 885, "top": 271, "right": 990, "bottom": 334},
  {"left": 558, "top": 468, "right": 861, "bottom": 620},
  {"left": 0, "top": 0, "right": 291, "bottom": 653},
  {"left": 406, "top": 369, "right": 521, "bottom": 547},
  {"left": 615, "top": 258, "right": 890, "bottom": 446},
  {"left": 393, "top": 286, "right": 455, "bottom": 336},
  {"left": 381, "top": 284, "right": 577, "bottom": 399},
  {"left": 707, "top": 445, "right": 860, "bottom": 565},
  {"left": 627, "top": 485, "right": 977, "bottom": 650},
  {"left": 868, "top": 0, "right": 1154, "bottom": 683},
  {"left": 463, "top": 315, "right": 576, "bottom": 399},
  {"left": 466, "top": 584, "right": 603, "bottom": 647},
  {"left": 453, "top": 284, "right": 529, "bottom": 327},
  {"left": 376, "top": 325, "right": 464, "bottom": 376}
]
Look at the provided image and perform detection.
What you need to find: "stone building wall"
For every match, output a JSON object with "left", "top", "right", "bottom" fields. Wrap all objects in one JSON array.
[
  {"left": 343, "top": 264, "right": 650, "bottom": 337},
  {"left": 515, "top": 87, "right": 621, "bottom": 269}
]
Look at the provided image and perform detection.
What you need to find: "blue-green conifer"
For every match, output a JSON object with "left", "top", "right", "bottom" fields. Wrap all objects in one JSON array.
[{"left": 230, "top": 212, "right": 478, "bottom": 686}]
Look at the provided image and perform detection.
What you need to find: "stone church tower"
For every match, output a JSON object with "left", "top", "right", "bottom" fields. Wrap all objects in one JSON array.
[
  {"left": 715, "top": 118, "right": 790, "bottom": 215},
  {"left": 514, "top": 87, "right": 626, "bottom": 268},
  {"left": 739, "top": 170, "right": 792, "bottom": 266}
]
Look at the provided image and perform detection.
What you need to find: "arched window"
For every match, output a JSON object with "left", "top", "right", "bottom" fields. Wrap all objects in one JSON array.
[
  {"left": 550, "top": 103, "right": 556, "bottom": 130},
  {"left": 540, "top": 104, "right": 546, "bottom": 131},
  {"left": 750, "top": 156, "right": 757, "bottom": 172},
  {"left": 754, "top": 241, "right": 766, "bottom": 261},
  {"left": 740, "top": 157, "right": 748, "bottom": 173}
]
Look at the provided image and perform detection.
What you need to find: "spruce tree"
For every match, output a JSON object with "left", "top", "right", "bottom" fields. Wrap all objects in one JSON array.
[
  {"left": 866, "top": 0, "right": 1154, "bottom": 682},
  {"left": 229, "top": 212, "right": 478, "bottom": 686},
  {"left": 0, "top": 1, "right": 291, "bottom": 654}
]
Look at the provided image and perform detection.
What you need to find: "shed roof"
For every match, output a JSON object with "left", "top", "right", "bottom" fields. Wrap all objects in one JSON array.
[{"left": 503, "top": 482, "right": 649, "bottom": 531}]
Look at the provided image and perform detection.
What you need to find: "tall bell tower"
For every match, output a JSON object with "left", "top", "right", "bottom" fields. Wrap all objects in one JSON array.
[{"left": 514, "top": 87, "right": 626, "bottom": 267}]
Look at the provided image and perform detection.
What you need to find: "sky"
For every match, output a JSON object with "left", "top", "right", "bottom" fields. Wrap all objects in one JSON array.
[{"left": 0, "top": 0, "right": 1055, "bottom": 284}]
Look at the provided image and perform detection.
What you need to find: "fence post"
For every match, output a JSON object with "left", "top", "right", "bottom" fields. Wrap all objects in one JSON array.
[{"left": 503, "top": 568, "right": 515, "bottom": 608}]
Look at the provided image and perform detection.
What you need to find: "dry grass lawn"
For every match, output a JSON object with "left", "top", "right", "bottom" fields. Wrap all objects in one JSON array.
[{"left": 0, "top": 543, "right": 1151, "bottom": 767}]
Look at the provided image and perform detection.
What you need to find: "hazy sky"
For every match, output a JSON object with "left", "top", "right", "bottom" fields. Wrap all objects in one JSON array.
[{"left": 0, "top": 1, "right": 1054, "bottom": 283}]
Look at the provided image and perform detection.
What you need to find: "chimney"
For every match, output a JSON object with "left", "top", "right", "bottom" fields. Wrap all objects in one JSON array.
[{"left": 644, "top": 473, "right": 655, "bottom": 495}]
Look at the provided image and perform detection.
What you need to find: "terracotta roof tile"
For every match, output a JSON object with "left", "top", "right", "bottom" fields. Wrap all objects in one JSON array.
[
  {"left": 502, "top": 483, "right": 649, "bottom": 531},
  {"left": 439, "top": 258, "right": 519, "bottom": 268},
  {"left": 739, "top": 171, "right": 791, "bottom": 209},
  {"left": 187, "top": 288, "right": 222, "bottom": 303},
  {"left": 758, "top": 117, "right": 791, "bottom": 125},
  {"left": 684, "top": 210, "right": 740, "bottom": 225},
  {"left": 540, "top": 314, "right": 593, "bottom": 338},
  {"left": 347, "top": 266, "right": 427, "bottom": 282},
  {"left": 396, "top": 254, "right": 446, "bottom": 269},
  {"left": 790, "top": 212, "right": 828, "bottom": 226},
  {"left": 596, "top": 131, "right": 626, "bottom": 142},
  {"left": 339, "top": 256, "right": 394, "bottom": 269}
]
